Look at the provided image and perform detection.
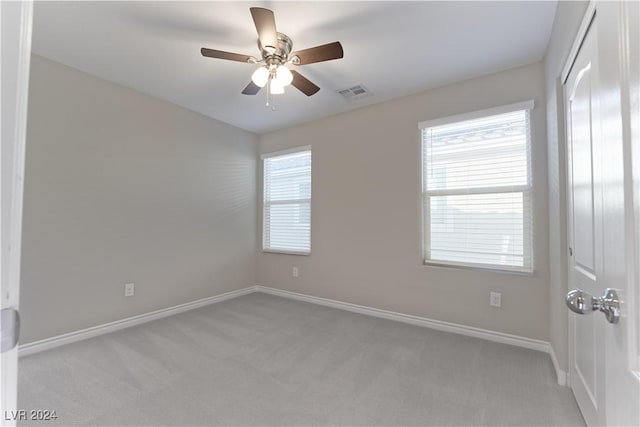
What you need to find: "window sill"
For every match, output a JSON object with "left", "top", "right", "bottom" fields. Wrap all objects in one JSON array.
[
  {"left": 262, "top": 250, "right": 311, "bottom": 256},
  {"left": 423, "top": 260, "right": 535, "bottom": 277}
]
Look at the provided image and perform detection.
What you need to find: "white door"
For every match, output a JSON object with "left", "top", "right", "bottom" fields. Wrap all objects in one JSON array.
[
  {"left": 1, "top": 1, "right": 32, "bottom": 426},
  {"left": 599, "top": 1, "right": 640, "bottom": 425},
  {"left": 565, "top": 12, "right": 604, "bottom": 426},
  {"left": 565, "top": 2, "right": 640, "bottom": 426}
]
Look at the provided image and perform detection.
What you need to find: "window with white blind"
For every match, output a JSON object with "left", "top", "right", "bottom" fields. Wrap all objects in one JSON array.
[
  {"left": 262, "top": 147, "right": 311, "bottom": 255},
  {"left": 420, "top": 101, "right": 534, "bottom": 273}
]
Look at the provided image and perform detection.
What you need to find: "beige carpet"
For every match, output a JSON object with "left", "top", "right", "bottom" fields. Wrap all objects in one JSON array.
[{"left": 18, "top": 292, "right": 584, "bottom": 426}]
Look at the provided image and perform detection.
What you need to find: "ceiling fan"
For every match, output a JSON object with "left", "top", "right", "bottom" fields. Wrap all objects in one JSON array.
[{"left": 201, "top": 7, "right": 343, "bottom": 106}]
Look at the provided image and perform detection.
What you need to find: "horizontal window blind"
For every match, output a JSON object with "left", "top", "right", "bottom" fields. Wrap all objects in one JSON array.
[
  {"left": 263, "top": 149, "right": 311, "bottom": 254},
  {"left": 421, "top": 107, "right": 533, "bottom": 272}
]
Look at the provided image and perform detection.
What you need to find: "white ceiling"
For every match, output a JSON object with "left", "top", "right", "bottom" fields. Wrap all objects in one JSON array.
[{"left": 32, "top": 1, "right": 557, "bottom": 134}]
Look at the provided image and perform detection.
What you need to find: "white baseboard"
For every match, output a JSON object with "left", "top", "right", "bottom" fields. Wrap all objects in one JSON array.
[
  {"left": 19, "top": 286, "right": 258, "bottom": 357},
  {"left": 256, "top": 286, "right": 564, "bottom": 373},
  {"left": 548, "top": 344, "right": 568, "bottom": 386}
]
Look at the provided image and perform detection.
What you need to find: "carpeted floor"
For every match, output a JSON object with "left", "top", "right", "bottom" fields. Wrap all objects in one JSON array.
[{"left": 18, "top": 292, "right": 585, "bottom": 426}]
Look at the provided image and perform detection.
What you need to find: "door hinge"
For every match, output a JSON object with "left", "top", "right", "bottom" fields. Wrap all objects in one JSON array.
[
  {"left": 569, "top": 247, "right": 573, "bottom": 256},
  {"left": 1, "top": 308, "right": 20, "bottom": 353}
]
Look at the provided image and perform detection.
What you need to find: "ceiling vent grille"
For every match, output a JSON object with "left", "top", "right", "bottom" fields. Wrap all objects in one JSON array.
[{"left": 337, "top": 84, "right": 372, "bottom": 100}]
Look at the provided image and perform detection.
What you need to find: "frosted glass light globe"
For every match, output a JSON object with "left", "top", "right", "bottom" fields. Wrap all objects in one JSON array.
[
  {"left": 275, "top": 65, "right": 293, "bottom": 86},
  {"left": 251, "top": 67, "right": 269, "bottom": 87},
  {"left": 270, "top": 79, "right": 285, "bottom": 94}
]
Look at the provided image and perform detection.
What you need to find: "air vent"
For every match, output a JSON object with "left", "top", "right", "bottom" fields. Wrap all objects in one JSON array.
[{"left": 337, "top": 84, "right": 372, "bottom": 100}]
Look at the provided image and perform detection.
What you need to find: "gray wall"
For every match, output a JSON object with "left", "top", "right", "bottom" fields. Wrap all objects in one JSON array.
[
  {"left": 21, "top": 55, "right": 258, "bottom": 343},
  {"left": 258, "top": 62, "right": 550, "bottom": 341},
  {"left": 544, "top": 1, "right": 590, "bottom": 373}
]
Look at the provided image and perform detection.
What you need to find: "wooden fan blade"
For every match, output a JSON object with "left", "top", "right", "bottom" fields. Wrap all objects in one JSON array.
[
  {"left": 201, "top": 48, "right": 254, "bottom": 63},
  {"left": 250, "top": 7, "right": 278, "bottom": 52},
  {"left": 291, "top": 70, "right": 320, "bottom": 96},
  {"left": 241, "top": 81, "right": 262, "bottom": 95},
  {"left": 291, "top": 42, "right": 343, "bottom": 65}
]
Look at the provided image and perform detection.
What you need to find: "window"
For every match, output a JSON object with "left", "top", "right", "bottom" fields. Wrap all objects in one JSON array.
[
  {"left": 420, "top": 101, "right": 534, "bottom": 273},
  {"left": 262, "top": 147, "right": 311, "bottom": 255}
]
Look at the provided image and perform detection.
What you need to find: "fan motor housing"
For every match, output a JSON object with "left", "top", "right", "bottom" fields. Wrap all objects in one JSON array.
[{"left": 259, "top": 32, "right": 293, "bottom": 65}]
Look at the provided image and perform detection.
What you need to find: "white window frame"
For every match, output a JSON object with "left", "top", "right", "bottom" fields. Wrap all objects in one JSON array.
[
  {"left": 262, "top": 146, "right": 312, "bottom": 256},
  {"left": 419, "top": 100, "right": 535, "bottom": 274}
]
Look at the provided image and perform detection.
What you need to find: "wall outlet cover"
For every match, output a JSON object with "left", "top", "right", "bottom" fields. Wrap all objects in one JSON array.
[
  {"left": 125, "top": 283, "right": 135, "bottom": 297},
  {"left": 490, "top": 292, "right": 502, "bottom": 307}
]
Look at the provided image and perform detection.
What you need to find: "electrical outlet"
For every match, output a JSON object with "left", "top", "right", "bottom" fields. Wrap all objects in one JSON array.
[
  {"left": 490, "top": 292, "right": 501, "bottom": 307},
  {"left": 125, "top": 283, "right": 135, "bottom": 297},
  {"left": 292, "top": 267, "right": 299, "bottom": 278}
]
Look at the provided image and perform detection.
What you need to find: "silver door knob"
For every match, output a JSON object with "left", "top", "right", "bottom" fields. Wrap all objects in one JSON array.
[{"left": 565, "top": 288, "right": 620, "bottom": 324}]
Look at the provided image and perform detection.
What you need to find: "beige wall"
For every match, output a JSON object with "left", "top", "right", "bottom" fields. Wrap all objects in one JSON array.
[
  {"left": 20, "top": 56, "right": 258, "bottom": 343},
  {"left": 544, "top": 1, "right": 590, "bottom": 373},
  {"left": 258, "top": 62, "right": 550, "bottom": 341},
  {"left": 23, "top": 39, "right": 574, "bottom": 348}
]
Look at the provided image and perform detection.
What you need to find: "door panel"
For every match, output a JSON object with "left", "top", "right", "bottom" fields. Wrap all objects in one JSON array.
[
  {"left": 570, "top": 69, "right": 596, "bottom": 274},
  {"left": 565, "top": 16, "right": 605, "bottom": 427},
  {"left": 574, "top": 313, "right": 596, "bottom": 405}
]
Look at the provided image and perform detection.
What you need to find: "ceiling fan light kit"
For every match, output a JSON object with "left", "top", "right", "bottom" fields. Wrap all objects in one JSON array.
[
  {"left": 251, "top": 64, "right": 292, "bottom": 89},
  {"left": 201, "top": 7, "right": 344, "bottom": 111}
]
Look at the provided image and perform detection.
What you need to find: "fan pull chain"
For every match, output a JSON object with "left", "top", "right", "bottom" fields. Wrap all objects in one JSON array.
[
  {"left": 265, "top": 75, "right": 277, "bottom": 111},
  {"left": 265, "top": 76, "right": 270, "bottom": 107}
]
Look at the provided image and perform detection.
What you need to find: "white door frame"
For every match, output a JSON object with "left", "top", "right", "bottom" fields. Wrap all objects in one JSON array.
[{"left": 1, "top": 1, "right": 33, "bottom": 425}]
